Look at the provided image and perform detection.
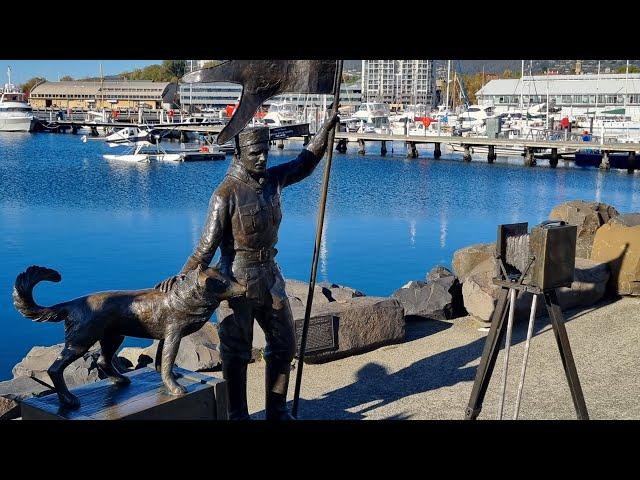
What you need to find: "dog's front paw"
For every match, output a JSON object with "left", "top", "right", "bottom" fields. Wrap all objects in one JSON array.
[
  {"left": 167, "top": 383, "right": 187, "bottom": 396},
  {"left": 59, "top": 392, "right": 81, "bottom": 409}
]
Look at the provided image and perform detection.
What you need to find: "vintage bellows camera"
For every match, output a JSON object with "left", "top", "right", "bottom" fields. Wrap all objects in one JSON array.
[
  {"left": 496, "top": 220, "right": 577, "bottom": 291},
  {"left": 467, "top": 219, "right": 587, "bottom": 421}
]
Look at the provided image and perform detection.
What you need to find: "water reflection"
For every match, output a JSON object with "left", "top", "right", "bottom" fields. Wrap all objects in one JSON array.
[
  {"left": 439, "top": 213, "right": 447, "bottom": 248},
  {"left": 595, "top": 170, "right": 604, "bottom": 203},
  {"left": 409, "top": 219, "right": 416, "bottom": 247},
  {"left": 320, "top": 213, "right": 329, "bottom": 281}
]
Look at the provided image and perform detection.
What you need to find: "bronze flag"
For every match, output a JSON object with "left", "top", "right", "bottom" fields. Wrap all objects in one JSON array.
[{"left": 181, "top": 60, "right": 338, "bottom": 144}]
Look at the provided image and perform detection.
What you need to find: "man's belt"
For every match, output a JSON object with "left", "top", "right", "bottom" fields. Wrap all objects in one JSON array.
[{"left": 231, "top": 248, "right": 277, "bottom": 264}]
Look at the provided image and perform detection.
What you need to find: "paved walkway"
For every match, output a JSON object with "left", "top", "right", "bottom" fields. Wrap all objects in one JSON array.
[{"left": 243, "top": 297, "right": 640, "bottom": 420}]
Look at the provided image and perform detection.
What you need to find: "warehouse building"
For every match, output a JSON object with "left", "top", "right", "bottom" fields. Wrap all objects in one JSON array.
[
  {"left": 476, "top": 73, "right": 640, "bottom": 119},
  {"left": 29, "top": 80, "right": 178, "bottom": 110}
]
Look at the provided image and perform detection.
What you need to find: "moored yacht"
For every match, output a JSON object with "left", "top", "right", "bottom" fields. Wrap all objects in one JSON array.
[
  {"left": 353, "top": 102, "right": 390, "bottom": 133},
  {"left": 0, "top": 67, "right": 36, "bottom": 132},
  {"left": 263, "top": 101, "right": 298, "bottom": 127}
]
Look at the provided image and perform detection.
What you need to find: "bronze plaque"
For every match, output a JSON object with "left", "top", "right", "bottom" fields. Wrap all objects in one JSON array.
[{"left": 295, "top": 315, "right": 338, "bottom": 356}]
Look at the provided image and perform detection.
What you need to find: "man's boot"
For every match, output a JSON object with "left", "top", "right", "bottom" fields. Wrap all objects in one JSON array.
[
  {"left": 222, "top": 359, "right": 251, "bottom": 420},
  {"left": 265, "top": 357, "right": 295, "bottom": 420}
]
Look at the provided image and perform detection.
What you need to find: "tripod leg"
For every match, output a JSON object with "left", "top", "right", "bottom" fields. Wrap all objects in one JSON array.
[
  {"left": 497, "top": 288, "right": 516, "bottom": 419},
  {"left": 465, "top": 287, "right": 511, "bottom": 420},
  {"left": 513, "top": 294, "right": 538, "bottom": 419},
  {"left": 544, "top": 290, "right": 589, "bottom": 420}
]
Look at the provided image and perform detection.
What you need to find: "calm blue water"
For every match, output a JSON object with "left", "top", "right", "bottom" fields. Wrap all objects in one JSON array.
[{"left": 1, "top": 132, "right": 639, "bottom": 379}]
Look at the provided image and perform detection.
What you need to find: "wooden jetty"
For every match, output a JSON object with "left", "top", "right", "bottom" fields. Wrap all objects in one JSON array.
[{"left": 333, "top": 132, "right": 640, "bottom": 173}]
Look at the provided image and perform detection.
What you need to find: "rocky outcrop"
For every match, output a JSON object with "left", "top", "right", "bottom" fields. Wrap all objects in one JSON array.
[
  {"left": 0, "top": 376, "right": 54, "bottom": 420},
  {"left": 461, "top": 258, "right": 501, "bottom": 322},
  {"left": 119, "top": 322, "right": 225, "bottom": 371},
  {"left": 452, "top": 243, "right": 496, "bottom": 283},
  {"left": 318, "top": 282, "right": 365, "bottom": 303},
  {"left": 290, "top": 297, "right": 405, "bottom": 363},
  {"left": 426, "top": 266, "right": 455, "bottom": 283},
  {"left": 285, "top": 279, "right": 332, "bottom": 305},
  {"left": 591, "top": 214, "right": 640, "bottom": 296},
  {"left": 549, "top": 200, "right": 619, "bottom": 258},
  {"left": 12, "top": 344, "right": 102, "bottom": 388},
  {"left": 392, "top": 267, "right": 465, "bottom": 320}
]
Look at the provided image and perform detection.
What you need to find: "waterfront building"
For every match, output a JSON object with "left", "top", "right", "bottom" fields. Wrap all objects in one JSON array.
[
  {"left": 476, "top": 73, "right": 640, "bottom": 120},
  {"left": 29, "top": 80, "right": 178, "bottom": 110},
  {"left": 178, "top": 82, "right": 362, "bottom": 112},
  {"left": 361, "top": 60, "right": 436, "bottom": 109}
]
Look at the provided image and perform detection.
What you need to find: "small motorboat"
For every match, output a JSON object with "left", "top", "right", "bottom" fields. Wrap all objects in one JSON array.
[{"left": 103, "top": 141, "right": 184, "bottom": 163}]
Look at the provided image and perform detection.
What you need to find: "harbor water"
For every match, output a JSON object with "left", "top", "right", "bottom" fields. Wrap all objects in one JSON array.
[{"left": 1, "top": 132, "right": 639, "bottom": 379}]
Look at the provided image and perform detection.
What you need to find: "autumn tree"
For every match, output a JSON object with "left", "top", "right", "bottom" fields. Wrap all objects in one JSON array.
[{"left": 21, "top": 76, "right": 46, "bottom": 97}]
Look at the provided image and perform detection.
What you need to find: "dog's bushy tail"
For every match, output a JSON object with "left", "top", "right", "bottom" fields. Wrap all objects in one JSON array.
[{"left": 13, "top": 266, "right": 66, "bottom": 322}]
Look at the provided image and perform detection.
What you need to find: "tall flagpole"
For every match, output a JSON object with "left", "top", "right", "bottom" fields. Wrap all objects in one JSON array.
[{"left": 292, "top": 59, "right": 343, "bottom": 418}]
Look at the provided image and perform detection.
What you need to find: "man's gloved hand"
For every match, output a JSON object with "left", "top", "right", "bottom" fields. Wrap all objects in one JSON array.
[
  {"left": 154, "top": 274, "right": 185, "bottom": 293},
  {"left": 306, "top": 112, "right": 340, "bottom": 158}
]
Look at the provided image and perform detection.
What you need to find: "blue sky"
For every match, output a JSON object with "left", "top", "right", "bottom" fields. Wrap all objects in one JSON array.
[{"left": 0, "top": 60, "right": 161, "bottom": 85}]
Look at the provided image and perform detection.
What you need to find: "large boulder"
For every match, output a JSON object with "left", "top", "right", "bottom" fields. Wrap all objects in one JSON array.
[
  {"left": 290, "top": 297, "right": 405, "bottom": 363},
  {"left": 452, "top": 243, "right": 496, "bottom": 283},
  {"left": 285, "top": 279, "right": 332, "bottom": 305},
  {"left": 119, "top": 322, "right": 224, "bottom": 371},
  {"left": 591, "top": 214, "right": 640, "bottom": 296},
  {"left": 549, "top": 200, "right": 619, "bottom": 258},
  {"left": 392, "top": 268, "right": 464, "bottom": 320},
  {"left": 318, "top": 282, "right": 365, "bottom": 303},
  {"left": 461, "top": 258, "right": 501, "bottom": 322},
  {"left": 118, "top": 320, "right": 262, "bottom": 370},
  {"left": 12, "top": 344, "right": 102, "bottom": 388},
  {"left": 426, "top": 266, "right": 455, "bottom": 283},
  {"left": 0, "top": 376, "right": 54, "bottom": 420}
]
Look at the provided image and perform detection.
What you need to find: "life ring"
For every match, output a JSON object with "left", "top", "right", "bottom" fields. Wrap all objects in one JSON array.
[
  {"left": 168, "top": 109, "right": 175, "bottom": 117},
  {"left": 422, "top": 117, "right": 432, "bottom": 128}
]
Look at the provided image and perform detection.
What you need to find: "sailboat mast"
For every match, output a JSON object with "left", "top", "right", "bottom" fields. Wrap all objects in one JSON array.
[
  {"left": 625, "top": 60, "right": 629, "bottom": 138},
  {"left": 520, "top": 60, "right": 524, "bottom": 111},
  {"left": 100, "top": 63, "right": 104, "bottom": 112},
  {"left": 445, "top": 60, "right": 451, "bottom": 110}
]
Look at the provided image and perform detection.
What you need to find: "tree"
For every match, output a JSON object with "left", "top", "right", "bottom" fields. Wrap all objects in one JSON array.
[
  {"left": 201, "top": 60, "right": 224, "bottom": 69},
  {"left": 60, "top": 75, "right": 74, "bottom": 81},
  {"left": 501, "top": 69, "right": 521, "bottom": 79},
  {"left": 615, "top": 65, "right": 640, "bottom": 74},
  {"left": 162, "top": 60, "right": 186, "bottom": 81},
  {"left": 21, "top": 76, "right": 46, "bottom": 97},
  {"left": 462, "top": 72, "right": 487, "bottom": 104}
]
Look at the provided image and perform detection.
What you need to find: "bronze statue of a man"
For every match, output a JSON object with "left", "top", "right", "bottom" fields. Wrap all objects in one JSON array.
[{"left": 159, "top": 114, "right": 338, "bottom": 419}]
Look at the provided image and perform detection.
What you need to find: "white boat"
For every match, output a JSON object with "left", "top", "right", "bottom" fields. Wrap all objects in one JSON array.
[
  {"left": 263, "top": 102, "right": 297, "bottom": 127},
  {"left": 353, "top": 102, "right": 390, "bottom": 134},
  {"left": 105, "top": 126, "right": 150, "bottom": 146},
  {"left": 458, "top": 104, "right": 496, "bottom": 133},
  {"left": 0, "top": 67, "right": 36, "bottom": 132},
  {"left": 103, "top": 140, "right": 184, "bottom": 163}
]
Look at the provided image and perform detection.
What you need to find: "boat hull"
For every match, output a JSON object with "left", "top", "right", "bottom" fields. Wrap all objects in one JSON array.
[
  {"left": 103, "top": 154, "right": 150, "bottom": 163},
  {"left": 0, "top": 116, "right": 34, "bottom": 132},
  {"left": 574, "top": 151, "right": 632, "bottom": 169}
]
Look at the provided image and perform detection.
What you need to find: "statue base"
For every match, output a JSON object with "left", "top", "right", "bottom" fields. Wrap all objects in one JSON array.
[{"left": 20, "top": 367, "right": 228, "bottom": 420}]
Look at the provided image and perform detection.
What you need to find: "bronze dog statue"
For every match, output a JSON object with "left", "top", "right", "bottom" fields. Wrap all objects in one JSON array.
[{"left": 13, "top": 264, "right": 245, "bottom": 409}]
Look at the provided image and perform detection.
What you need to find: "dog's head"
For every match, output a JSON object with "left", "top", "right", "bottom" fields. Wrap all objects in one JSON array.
[{"left": 195, "top": 265, "right": 246, "bottom": 302}]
